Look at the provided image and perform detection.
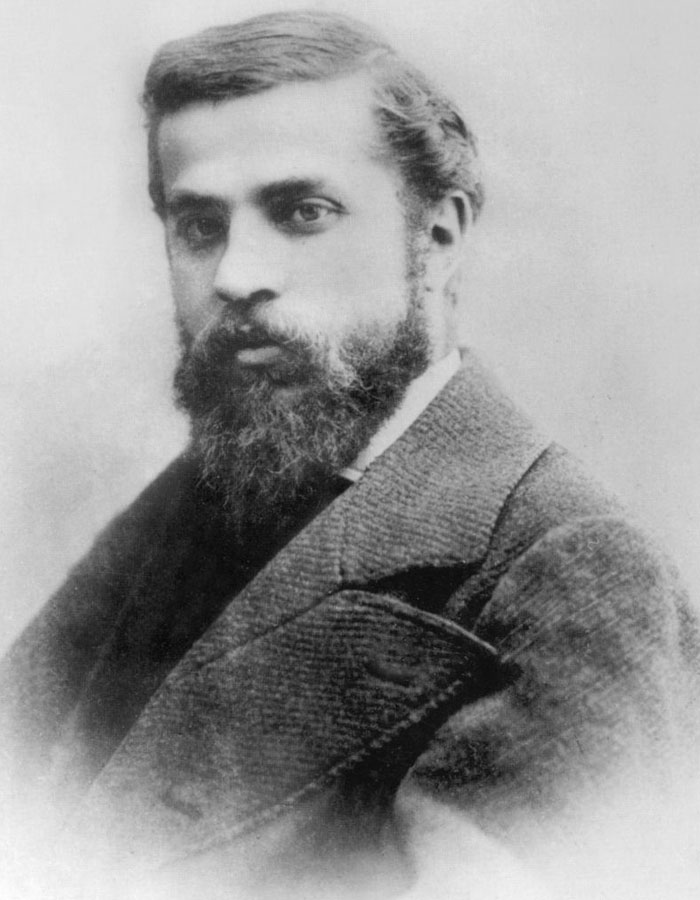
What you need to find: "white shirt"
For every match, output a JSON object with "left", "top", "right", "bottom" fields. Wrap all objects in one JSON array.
[{"left": 340, "top": 349, "right": 461, "bottom": 483}]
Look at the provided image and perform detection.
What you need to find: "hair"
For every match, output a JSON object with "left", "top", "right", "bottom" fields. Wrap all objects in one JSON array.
[{"left": 142, "top": 10, "right": 483, "bottom": 220}]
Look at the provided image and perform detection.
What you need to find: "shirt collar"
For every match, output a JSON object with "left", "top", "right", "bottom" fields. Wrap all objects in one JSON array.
[{"left": 340, "top": 349, "right": 461, "bottom": 483}]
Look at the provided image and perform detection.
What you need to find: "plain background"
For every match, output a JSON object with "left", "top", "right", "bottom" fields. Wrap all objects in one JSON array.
[{"left": 1, "top": 0, "right": 699, "bottom": 652}]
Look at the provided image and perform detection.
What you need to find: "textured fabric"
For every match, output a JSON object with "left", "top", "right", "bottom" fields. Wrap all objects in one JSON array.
[
  {"left": 341, "top": 348, "right": 460, "bottom": 481},
  {"left": 51, "top": 472, "right": 352, "bottom": 784},
  {"left": 1, "top": 352, "right": 698, "bottom": 898}
]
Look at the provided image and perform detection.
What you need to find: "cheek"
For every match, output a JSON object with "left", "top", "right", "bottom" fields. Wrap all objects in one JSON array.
[
  {"left": 169, "top": 257, "right": 216, "bottom": 337},
  {"left": 281, "top": 229, "right": 409, "bottom": 334},
  {"left": 267, "top": 279, "right": 409, "bottom": 347},
  {"left": 341, "top": 225, "right": 410, "bottom": 320}
]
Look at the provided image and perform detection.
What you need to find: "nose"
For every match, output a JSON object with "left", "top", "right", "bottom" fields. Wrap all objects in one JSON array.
[{"left": 213, "top": 216, "right": 283, "bottom": 308}]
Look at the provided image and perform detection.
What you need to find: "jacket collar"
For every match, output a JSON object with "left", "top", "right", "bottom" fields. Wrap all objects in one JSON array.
[
  {"left": 340, "top": 348, "right": 461, "bottom": 482},
  {"left": 97, "top": 351, "right": 545, "bottom": 670},
  {"left": 68, "top": 351, "right": 548, "bottom": 863},
  {"left": 338, "top": 350, "right": 547, "bottom": 584}
]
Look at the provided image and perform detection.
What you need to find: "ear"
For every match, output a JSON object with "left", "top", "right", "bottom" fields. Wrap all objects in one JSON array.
[{"left": 423, "top": 190, "right": 471, "bottom": 296}]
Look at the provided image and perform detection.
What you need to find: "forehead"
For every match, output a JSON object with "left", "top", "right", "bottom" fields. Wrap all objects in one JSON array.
[{"left": 157, "top": 74, "right": 398, "bottom": 199}]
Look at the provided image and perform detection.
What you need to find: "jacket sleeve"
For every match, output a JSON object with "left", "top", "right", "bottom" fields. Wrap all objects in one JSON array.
[
  {"left": 120, "top": 516, "right": 700, "bottom": 900},
  {"left": 396, "top": 515, "right": 700, "bottom": 891},
  {"left": 0, "top": 456, "right": 195, "bottom": 772}
]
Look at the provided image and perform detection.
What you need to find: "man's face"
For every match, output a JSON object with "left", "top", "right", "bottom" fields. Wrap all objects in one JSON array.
[
  {"left": 158, "top": 74, "right": 445, "bottom": 391},
  {"left": 156, "top": 75, "right": 444, "bottom": 529}
]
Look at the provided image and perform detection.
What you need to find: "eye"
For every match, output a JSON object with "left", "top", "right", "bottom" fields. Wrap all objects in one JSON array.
[
  {"left": 176, "top": 214, "right": 227, "bottom": 249},
  {"left": 291, "top": 201, "right": 331, "bottom": 223},
  {"left": 276, "top": 198, "right": 342, "bottom": 232}
]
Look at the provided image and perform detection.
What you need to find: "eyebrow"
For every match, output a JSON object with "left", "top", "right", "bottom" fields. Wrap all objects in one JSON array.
[
  {"left": 256, "top": 178, "right": 333, "bottom": 205},
  {"left": 164, "top": 192, "right": 227, "bottom": 218},
  {"left": 164, "top": 178, "right": 341, "bottom": 218}
]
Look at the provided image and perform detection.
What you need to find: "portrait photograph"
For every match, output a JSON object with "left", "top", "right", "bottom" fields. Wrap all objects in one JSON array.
[{"left": 1, "top": 2, "right": 699, "bottom": 898}]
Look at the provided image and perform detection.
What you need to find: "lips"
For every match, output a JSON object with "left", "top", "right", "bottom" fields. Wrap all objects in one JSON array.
[
  {"left": 190, "top": 323, "right": 309, "bottom": 385},
  {"left": 202, "top": 325, "right": 287, "bottom": 365},
  {"left": 235, "top": 343, "right": 285, "bottom": 366}
]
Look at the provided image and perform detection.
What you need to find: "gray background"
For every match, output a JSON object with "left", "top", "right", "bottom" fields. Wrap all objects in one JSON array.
[{"left": 1, "top": 0, "right": 699, "bottom": 651}]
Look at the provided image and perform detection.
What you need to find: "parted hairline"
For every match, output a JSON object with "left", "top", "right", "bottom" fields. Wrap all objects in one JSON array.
[{"left": 142, "top": 10, "right": 484, "bottom": 220}]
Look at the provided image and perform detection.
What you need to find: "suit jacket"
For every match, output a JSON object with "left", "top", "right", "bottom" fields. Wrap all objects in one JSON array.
[{"left": 2, "top": 353, "right": 699, "bottom": 898}]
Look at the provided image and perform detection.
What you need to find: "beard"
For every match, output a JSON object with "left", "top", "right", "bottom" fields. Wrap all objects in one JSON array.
[{"left": 174, "top": 279, "right": 432, "bottom": 539}]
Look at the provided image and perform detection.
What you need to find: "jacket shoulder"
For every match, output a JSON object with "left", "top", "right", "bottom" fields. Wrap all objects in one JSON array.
[
  {"left": 447, "top": 443, "right": 624, "bottom": 626},
  {"left": 409, "top": 453, "right": 700, "bottom": 837},
  {"left": 0, "top": 455, "right": 201, "bottom": 759}
]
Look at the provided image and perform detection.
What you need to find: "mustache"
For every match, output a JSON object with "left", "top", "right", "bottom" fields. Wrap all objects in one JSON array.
[
  {"left": 189, "top": 318, "right": 293, "bottom": 352},
  {"left": 182, "top": 314, "right": 327, "bottom": 367},
  {"left": 175, "top": 314, "right": 334, "bottom": 406}
]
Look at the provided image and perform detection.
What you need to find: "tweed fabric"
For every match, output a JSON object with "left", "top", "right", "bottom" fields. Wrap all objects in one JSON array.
[{"left": 1, "top": 352, "right": 698, "bottom": 894}]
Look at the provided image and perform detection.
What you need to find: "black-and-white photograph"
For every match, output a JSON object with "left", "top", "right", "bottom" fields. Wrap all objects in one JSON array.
[{"left": 1, "top": 2, "right": 699, "bottom": 898}]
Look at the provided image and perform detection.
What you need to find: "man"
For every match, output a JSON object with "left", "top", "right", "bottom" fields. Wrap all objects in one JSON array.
[{"left": 1, "top": 10, "right": 698, "bottom": 899}]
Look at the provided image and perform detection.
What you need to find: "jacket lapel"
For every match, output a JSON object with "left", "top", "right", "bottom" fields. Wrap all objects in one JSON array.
[
  {"left": 339, "top": 351, "right": 548, "bottom": 582},
  {"left": 68, "top": 353, "right": 548, "bottom": 864}
]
